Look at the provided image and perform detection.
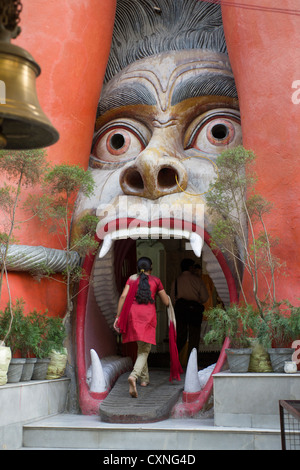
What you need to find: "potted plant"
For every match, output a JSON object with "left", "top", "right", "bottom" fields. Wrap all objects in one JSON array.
[
  {"left": 30, "top": 311, "right": 51, "bottom": 380},
  {"left": 0, "top": 343, "right": 11, "bottom": 385},
  {"left": 0, "top": 304, "right": 12, "bottom": 385},
  {"left": 205, "top": 146, "right": 299, "bottom": 372},
  {"left": 0, "top": 300, "right": 27, "bottom": 382},
  {"left": 0, "top": 308, "right": 11, "bottom": 386},
  {"left": 0, "top": 302, "right": 67, "bottom": 381},
  {"left": 204, "top": 304, "right": 254, "bottom": 372},
  {"left": 18, "top": 312, "right": 40, "bottom": 381},
  {"left": 255, "top": 301, "right": 300, "bottom": 372},
  {"left": 30, "top": 311, "right": 66, "bottom": 380},
  {"left": 45, "top": 316, "right": 67, "bottom": 380}
]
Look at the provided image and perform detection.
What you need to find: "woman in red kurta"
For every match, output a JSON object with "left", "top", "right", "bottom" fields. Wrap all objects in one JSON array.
[{"left": 114, "top": 257, "right": 169, "bottom": 398}]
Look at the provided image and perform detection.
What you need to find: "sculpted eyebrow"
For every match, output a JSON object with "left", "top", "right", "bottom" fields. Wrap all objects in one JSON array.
[
  {"left": 98, "top": 83, "right": 157, "bottom": 116},
  {"left": 171, "top": 74, "right": 238, "bottom": 105}
]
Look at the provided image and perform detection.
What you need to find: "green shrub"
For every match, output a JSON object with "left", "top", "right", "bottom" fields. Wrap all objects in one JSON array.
[{"left": 0, "top": 299, "right": 66, "bottom": 358}]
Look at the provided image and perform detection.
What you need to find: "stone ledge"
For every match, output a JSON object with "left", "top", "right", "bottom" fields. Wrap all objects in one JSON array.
[
  {"left": 214, "top": 371, "right": 300, "bottom": 378},
  {"left": 0, "top": 376, "right": 69, "bottom": 389},
  {"left": 0, "top": 378, "right": 70, "bottom": 449},
  {"left": 213, "top": 371, "right": 300, "bottom": 429}
]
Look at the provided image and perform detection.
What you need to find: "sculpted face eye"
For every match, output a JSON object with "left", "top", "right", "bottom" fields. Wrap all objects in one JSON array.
[
  {"left": 105, "top": 129, "right": 132, "bottom": 155},
  {"left": 206, "top": 119, "right": 236, "bottom": 146},
  {"left": 185, "top": 111, "right": 242, "bottom": 154},
  {"left": 92, "top": 120, "right": 150, "bottom": 163}
]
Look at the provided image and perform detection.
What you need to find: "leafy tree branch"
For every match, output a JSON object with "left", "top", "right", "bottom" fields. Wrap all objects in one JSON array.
[
  {"left": 206, "top": 146, "right": 280, "bottom": 314},
  {"left": 0, "top": 149, "right": 49, "bottom": 345},
  {"left": 31, "top": 164, "right": 99, "bottom": 323}
]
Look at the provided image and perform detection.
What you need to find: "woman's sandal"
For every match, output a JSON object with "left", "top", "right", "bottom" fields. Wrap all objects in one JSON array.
[{"left": 128, "top": 376, "right": 138, "bottom": 398}]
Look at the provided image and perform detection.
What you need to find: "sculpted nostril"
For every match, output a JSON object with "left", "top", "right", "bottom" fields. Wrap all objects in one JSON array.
[
  {"left": 119, "top": 158, "right": 187, "bottom": 199},
  {"left": 124, "top": 168, "right": 144, "bottom": 190},
  {"left": 157, "top": 167, "right": 178, "bottom": 189}
]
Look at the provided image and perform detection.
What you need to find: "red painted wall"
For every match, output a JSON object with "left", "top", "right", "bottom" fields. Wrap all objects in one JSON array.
[
  {"left": 0, "top": 0, "right": 116, "bottom": 315},
  {"left": 222, "top": 0, "right": 300, "bottom": 305}
]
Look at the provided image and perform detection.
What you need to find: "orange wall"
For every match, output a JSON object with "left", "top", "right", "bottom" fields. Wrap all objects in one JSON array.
[
  {"left": 0, "top": 0, "right": 116, "bottom": 315},
  {"left": 222, "top": 0, "right": 300, "bottom": 305}
]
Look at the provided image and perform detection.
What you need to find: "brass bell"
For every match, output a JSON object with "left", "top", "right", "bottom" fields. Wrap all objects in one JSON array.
[{"left": 0, "top": 41, "right": 59, "bottom": 149}]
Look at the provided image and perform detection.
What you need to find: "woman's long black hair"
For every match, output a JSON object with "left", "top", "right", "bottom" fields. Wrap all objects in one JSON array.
[{"left": 135, "top": 257, "right": 154, "bottom": 305}]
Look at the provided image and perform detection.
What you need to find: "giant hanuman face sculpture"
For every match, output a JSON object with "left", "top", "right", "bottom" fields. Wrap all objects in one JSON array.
[{"left": 74, "top": 0, "right": 242, "bottom": 415}]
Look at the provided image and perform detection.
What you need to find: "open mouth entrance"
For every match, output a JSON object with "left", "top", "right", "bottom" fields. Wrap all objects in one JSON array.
[{"left": 76, "top": 219, "right": 238, "bottom": 416}]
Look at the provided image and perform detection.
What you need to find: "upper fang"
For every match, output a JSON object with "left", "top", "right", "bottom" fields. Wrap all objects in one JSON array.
[
  {"left": 99, "top": 234, "right": 113, "bottom": 258},
  {"left": 189, "top": 232, "right": 203, "bottom": 257}
]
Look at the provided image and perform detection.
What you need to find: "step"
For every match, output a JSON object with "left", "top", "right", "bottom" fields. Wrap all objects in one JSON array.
[{"left": 22, "top": 413, "right": 282, "bottom": 450}]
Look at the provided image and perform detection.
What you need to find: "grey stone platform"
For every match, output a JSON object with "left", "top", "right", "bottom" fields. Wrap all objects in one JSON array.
[
  {"left": 0, "top": 378, "right": 69, "bottom": 449},
  {"left": 99, "top": 370, "right": 184, "bottom": 423},
  {"left": 214, "top": 371, "right": 300, "bottom": 429},
  {"left": 21, "top": 370, "right": 291, "bottom": 450}
]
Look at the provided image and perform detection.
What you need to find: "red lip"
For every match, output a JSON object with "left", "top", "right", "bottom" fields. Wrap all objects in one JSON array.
[{"left": 76, "top": 218, "right": 238, "bottom": 416}]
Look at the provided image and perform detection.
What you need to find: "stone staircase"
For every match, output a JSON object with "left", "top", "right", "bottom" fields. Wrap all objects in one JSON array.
[
  {"left": 23, "top": 414, "right": 281, "bottom": 451},
  {"left": 19, "top": 371, "right": 300, "bottom": 450},
  {"left": 22, "top": 412, "right": 281, "bottom": 450},
  {"left": 4, "top": 370, "right": 300, "bottom": 449}
]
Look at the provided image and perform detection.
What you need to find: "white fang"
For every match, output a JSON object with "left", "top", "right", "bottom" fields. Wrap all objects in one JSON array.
[
  {"left": 184, "top": 348, "right": 201, "bottom": 393},
  {"left": 99, "top": 234, "right": 113, "bottom": 258},
  {"left": 99, "top": 228, "right": 203, "bottom": 258},
  {"left": 89, "top": 349, "right": 106, "bottom": 393},
  {"left": 189, "top": 232, "right": 203, "bottom": 257}
]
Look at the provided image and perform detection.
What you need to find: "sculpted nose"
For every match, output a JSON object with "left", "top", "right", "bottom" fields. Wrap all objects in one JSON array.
[{"left": 119, "top": 153, "right": 188, "bottom": 200}]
